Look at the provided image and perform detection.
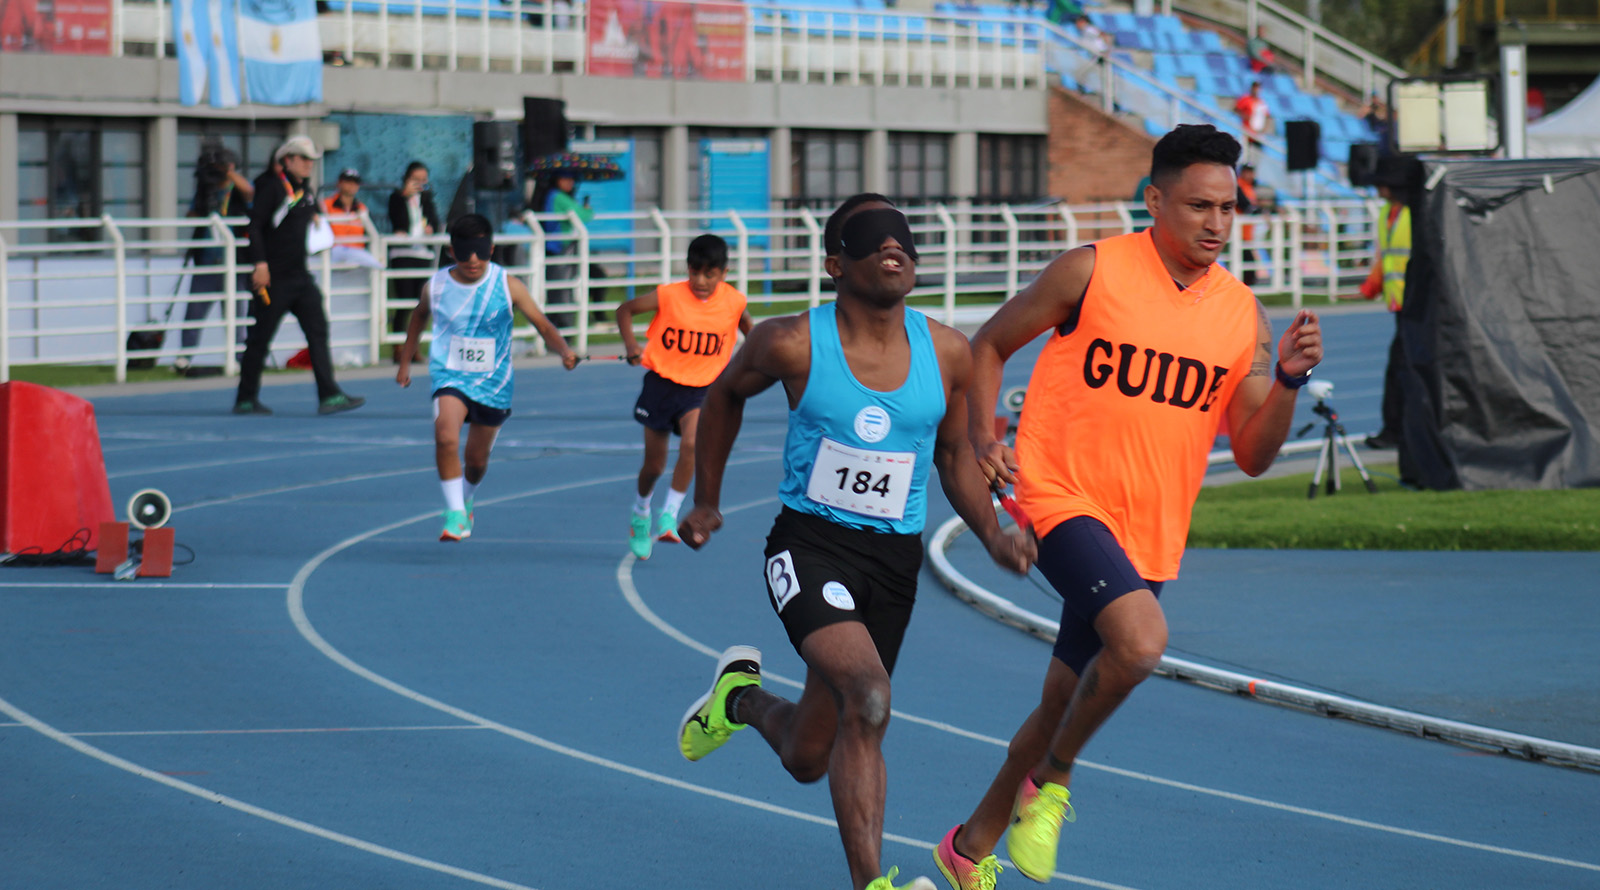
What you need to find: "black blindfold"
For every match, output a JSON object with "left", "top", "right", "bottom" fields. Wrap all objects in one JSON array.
[
  {"left": 451, "top": 235, "right": 493, "bottom": 262},
  {"left": 839, "top": 208, "right": 919, "bottom": 263}
]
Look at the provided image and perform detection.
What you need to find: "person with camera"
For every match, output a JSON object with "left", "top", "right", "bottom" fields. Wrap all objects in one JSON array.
[
  {"left": 387, "top": 161, "right": 441, "bottom": 360},
  {"left": 233, "top": 135, "right": 364, "bottom": 416},
  {"left": 175, "top": 141, "right": 255, "bottom": 375}
]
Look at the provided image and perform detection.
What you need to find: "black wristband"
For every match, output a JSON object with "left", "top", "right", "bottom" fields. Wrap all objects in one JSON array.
[{"left": 1275, "top": 363, "right": 1311, "bottom": 390}]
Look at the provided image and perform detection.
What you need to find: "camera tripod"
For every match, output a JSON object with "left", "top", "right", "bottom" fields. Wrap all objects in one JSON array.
[{"left": 1295, "top": 398, "right": 1379, "bottom": 499}]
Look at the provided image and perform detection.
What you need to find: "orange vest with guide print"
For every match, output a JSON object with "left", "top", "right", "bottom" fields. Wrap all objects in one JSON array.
[
  {"left": 642, "top": 280, "right": 748, "bottom": 387},
  {"left": 1014, "top": 230, "right": 1258, "bottom": 581}
]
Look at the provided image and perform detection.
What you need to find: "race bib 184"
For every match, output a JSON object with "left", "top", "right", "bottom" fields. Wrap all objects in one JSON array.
[
  {"left": 805, "top": 437, "right": 914, "bottom": 521},
  {"left": 446, "top": 335, "right": 495, "bottom": 374}
]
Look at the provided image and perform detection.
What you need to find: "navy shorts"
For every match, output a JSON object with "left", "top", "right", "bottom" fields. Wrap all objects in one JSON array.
[
  {"left": 433, "top": 387, "right": 511, "bottom": 428},
  {"left": 633, "top": 370, "right": 708, "bottom": 435},
  {"left": 762, "top": 506, "right": 924, "bottom": 675},
  {"left": 1036, "top": 516, "right": 1164, "bottom": 676}
]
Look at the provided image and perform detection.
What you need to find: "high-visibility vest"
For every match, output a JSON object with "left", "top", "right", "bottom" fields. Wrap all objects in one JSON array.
[
  {"left": 1378, "top": 203, "right": 1410, "bottom": 312},
  {"left": 322, "top": 196, "right": 367, "bottom": 247}
]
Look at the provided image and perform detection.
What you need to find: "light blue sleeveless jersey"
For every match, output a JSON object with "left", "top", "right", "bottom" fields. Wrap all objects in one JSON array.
[
  {"left": 778, "top": 303, "right": 946, "bottom": 534},
  {"left": 427, "top": 263, "right": 515, "bottom": 409}
]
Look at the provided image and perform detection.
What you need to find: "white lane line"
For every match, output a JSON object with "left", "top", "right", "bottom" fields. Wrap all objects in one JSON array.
[
  {"left": 616, "top": 507, "right": 1600, "bottom": 876},
  {"left": 69, "top": 724, "right": 486, "bottom": 738},
  {"left": 0, "top": 583, "right": 289, "bottom": 590},
  {"left": 106, "top": 443, "right": 411, "bottom": 479},
  {"left": 0, "top": 693, "right": 541, "bottom": 890}
]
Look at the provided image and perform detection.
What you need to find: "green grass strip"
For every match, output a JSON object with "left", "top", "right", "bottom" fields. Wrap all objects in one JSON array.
[{"left": 1190, "top": 464, "right": 1600, "bottom": 551}]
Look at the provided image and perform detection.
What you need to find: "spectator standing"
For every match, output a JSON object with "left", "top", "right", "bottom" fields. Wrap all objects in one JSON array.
[
  {"left": 539, "top": 172, "right": 594, "bottom": 328},
  {"left": 1235, "top": 163, "right": 1261, "bottom": 286},
  {"left": 1245, "top": 25, "right": 1276, "bottom": 74},
  {"left": 1071, "top": 14, "right": 1109, "bottom": 92},
  {"left": 1233, "top": 81, "right": 1273, "bottom": 160},
  {"left": 1358, "top": 182, "right": 1410, "bottom": 450},
  {"left": 388, "top": 161, "right": 441, "bottom": 361},
  {"left": 176, "top": 140, "right": 254, "bottom": 374},
  {"left": 233, "top": 135, "right": 364, "bottom": 416}
]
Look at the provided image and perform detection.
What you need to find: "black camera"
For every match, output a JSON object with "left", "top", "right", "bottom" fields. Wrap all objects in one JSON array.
[{"left": 195, "top": 140, "right": 239, "bottom": 187}]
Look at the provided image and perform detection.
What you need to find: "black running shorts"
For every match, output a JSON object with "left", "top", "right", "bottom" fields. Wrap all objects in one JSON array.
[
  {"left": 433, "top": 387, "right": 511, "bottom": 428},
  {"left": 633, "top": 370, "right": 708, "bottom": 436},
  {"left": 762, "top": 506, "right": 924, "bottom": 675},
  {"left": 1037, "top": 515, "right": 1164, "bottom": 676}
]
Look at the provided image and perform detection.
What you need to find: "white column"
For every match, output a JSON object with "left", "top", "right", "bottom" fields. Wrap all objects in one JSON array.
[
  {"left": 1501, "top": 42, "right": 1527, "bottom": 159},
  {"left": 147, "top": 116, "right": 180, "bottom": 245},
  {"left": 0, "top": 114, "right": 18, "bottom": 225},
  {"left": 864, "top": 128, "right": 888, "bottom": 195},
  {"left": 663, "top": 124, "right": 689, "bottom": 212},
  {"left": 950, "top": 130, "right": 978, "bottom": 200}
]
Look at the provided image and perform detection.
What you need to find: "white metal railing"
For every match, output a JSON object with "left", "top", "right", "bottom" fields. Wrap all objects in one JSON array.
[
  {"left": 1165, "top": 0, "right": 1406, "bottom": 100},
  {"left": 112, "top": 0, "right": 1045, "bottom": 88},
  {"left": 0, "top": 200, "right": 1376, "bottom": 383}
]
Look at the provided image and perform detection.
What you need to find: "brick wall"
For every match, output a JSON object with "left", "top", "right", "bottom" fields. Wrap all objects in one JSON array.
[{"left": 1047, "top": 87, "right": 1157, "bottom": 204}]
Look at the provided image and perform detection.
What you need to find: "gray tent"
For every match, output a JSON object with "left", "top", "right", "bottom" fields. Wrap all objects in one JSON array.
[{"left": 1397, "top": 157, "right": 1600, "bottom": 489}]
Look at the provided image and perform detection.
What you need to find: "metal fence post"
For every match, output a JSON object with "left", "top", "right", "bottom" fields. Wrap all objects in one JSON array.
[
  {"left": 363, "top": 211, "right": 384, "bottom": 365},
  {"left": 1059, "top": 204, "right": 1078, "bottom": 248},
  {"left": 213, "top": 214, "right": 241, "bottom": 376},
  {"left": 799, "top": 207, "right": 823, "bottom": 308},
  {"left": 1287, "top": 206, "right": 1304, "bottom": 308},
  {"left": 650, "top": 207, "right": 672, "bottom": 284},
  {"left": 998, "top": 204, "right": 1020, "bottom": 300},
  {"left": 936, "top": 204, "right": 957, "bottom": 325},
  {"left": 1319, "top": 204, "right": 1339, "bottom": 303},
  {"left": 728, "top": 210, "right": 750, "bottom": 295},
  {"left": 1272, "top": 211, "right": 1290, "bottom": 306},
  {"left": 106, "top": 215, "right": 129, "bottom": 383},
  {"left": 570, "top": 210, "right": 591, "bottom": 355}
]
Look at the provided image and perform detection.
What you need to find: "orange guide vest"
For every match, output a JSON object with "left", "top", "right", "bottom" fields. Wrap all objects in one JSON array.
[
  {"left": 641, "top": 280, "right": 748, "bottom": 387},
  {"left": 1015, "top": 230, "right": 1259, "bottom": 581}
]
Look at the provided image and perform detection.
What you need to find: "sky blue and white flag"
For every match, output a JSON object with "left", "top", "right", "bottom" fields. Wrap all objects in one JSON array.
[
  {"left": 239, "top": 0, "right": 323, "bottom": 106},
  {"left": 207, "top": 0, "right": 242, "bottom": 108},
  {"left": 173, "top": 0, "right": 211, "bottom": 107}
]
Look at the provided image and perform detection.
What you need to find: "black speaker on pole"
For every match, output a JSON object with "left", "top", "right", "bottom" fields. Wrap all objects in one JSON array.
[
  {"left": 473, "top": 121, "right": 518, "bottom": 190},
  {"left": 1286, "top": 119, "right": 1321, "bottom": 171},
  {"left": 522, "top": 97, "right": 568, "bottom": 163},
  {"left": 1348, "top": 142, "right": 1381, "bottom": 187}
]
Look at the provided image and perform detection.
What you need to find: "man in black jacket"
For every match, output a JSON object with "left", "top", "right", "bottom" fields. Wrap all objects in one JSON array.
[{"left": 233, "top": 135, "right": 364, "bottom": 416}]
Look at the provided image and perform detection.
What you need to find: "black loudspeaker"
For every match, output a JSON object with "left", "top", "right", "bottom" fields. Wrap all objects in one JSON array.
[
  {"left": 1348, "top": 142, "right": 1381, "bottom": 186},
  {"left": 1286, "top": 119, "right": 1321, "bottom": 171},
  {"left": 473, "top": 121, "right": 518, "bottom": 190},
  {"left": 522, "top": 97, "right": 568, "bottom": 163}
]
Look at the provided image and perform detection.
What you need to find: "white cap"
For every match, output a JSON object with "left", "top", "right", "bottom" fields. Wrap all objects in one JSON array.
[{"left": 274, "top": 134, "right": 322, "bottom": 162}]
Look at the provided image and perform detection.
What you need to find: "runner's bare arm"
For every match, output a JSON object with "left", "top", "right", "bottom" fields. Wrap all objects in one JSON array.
[
  {"left": 680, "top": 316, "right": 809, "bottom": 549},
  {"left": 967, "top": 245, "right": 1096, "bottom": 486},
  {"left": 508, "top": 275, "right": 578, "bottom": 370},
  {"left": 737, "top": 309, "right": 754, "bottom": 336},
  {"left": 395, "top": 279, "right": 433, "bottom": 387},
  {"left": 615, "top": 288, "right": 659, "bottom": 365},
  {"left": 930, "top": 323, "right": 1036, "bottom": 575},
  {"left": 1226, "top": 305, "right": 1323, "bottom": 475}
]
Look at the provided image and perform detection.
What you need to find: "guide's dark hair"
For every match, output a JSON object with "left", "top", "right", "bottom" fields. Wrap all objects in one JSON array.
[
  {"left": 1150, "top": 125, "right": 1242, "bottom": 188},
  {"left": 823, "top": 193, "right": 895, "bottom": 257},
  {"left": 686, "top": 233, "right": 729, "bottom": 271},
  {"left": 448, "top": 213, "right": 493, "bottom": 240}
]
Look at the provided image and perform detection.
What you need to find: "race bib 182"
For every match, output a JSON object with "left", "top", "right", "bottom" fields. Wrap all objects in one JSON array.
[{"left": 446, "top": 335, "right": 495, "bottom": 374}]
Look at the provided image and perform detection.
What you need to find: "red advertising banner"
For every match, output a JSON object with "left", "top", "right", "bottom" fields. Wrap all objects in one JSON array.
[
  {"left": 588, "top": 0, "right": 746, "bottom": 81},
  {"left": 0, "top": 0, "right": 113, "bottom": 55}
]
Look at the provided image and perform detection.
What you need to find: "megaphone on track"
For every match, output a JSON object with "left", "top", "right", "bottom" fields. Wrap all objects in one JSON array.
[{"left": 126, "top": 488, "right": 172, "bottom": 530}]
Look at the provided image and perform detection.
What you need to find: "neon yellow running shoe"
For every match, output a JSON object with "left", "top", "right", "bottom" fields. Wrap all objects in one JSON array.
[
  {"left": 629, "top": 511, "right": 653, "bottom": 560},
  {"left": 678, "top": 645, "right": 761, "bottom": 761},
  {"left": 864, "top": 866, "right": 937, "bottom": 890},
  {"left": 1006, "top": 776, "right": 1074, "bottom": 882},
  {"left": 933, "top": 825, "right": 1002, "bottom": 890}
]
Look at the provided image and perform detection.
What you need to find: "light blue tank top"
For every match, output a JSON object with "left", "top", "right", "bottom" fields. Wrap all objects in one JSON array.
[
  {"left": 427, "top": 263, "right": 515, "bottom": 409},
  {"left": 778, "top": 303, "right": 946, "bottom": 535}
]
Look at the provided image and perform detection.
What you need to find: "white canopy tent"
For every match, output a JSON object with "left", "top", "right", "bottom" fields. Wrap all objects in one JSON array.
[{"left": 1528, "top": 75, "right": 1600, "bottom": 158}]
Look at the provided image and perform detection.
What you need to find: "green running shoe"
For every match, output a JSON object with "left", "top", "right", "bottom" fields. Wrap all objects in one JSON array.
[
  {"left": 231, "top": 400, "right": 272, "bottom": 415},
  {"left": 1006, "top": 776, "right": 1074, "bottom": 883},
  {"left": 440, "top": 508, "right": 470, "bottom": 542},
  {"left": 864, "top": 866, "right": 937, "bottom": 890},
  {"left": 317, "top": 392, "right": 365, "bottom": 415},
  {"left": 629, "top": 511, "right": 654, "bottom": 560},
  {"left": 678, "top": 645, "right": 761, "bottom": 761},
  {"left": 465, "top": 496, "right": 475, "bottom": 528},
  {"left": 656, "top": 506, "right": 681, "bottom": 543}
]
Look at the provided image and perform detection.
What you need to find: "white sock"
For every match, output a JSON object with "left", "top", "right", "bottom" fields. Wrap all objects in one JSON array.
[
  {"left": 633, "top": 488, "right": 654, "bottom": 516},
  {"left": 662, "top": 488, "right": 687, "bottom": 518},
  {"left": 463, "top": 479, "right": 478, "bottom": 504},
  {"left": 442, "top": 477, "right": 465, "bottom": 512}
]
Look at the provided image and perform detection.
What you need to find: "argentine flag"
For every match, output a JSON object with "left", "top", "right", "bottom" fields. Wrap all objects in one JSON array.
[
  {"left": 173, "top": 0, "right": 241, "bottom": 107},
  {"left": 240, "top": 0, "right": 323, "bottom": 106}
]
